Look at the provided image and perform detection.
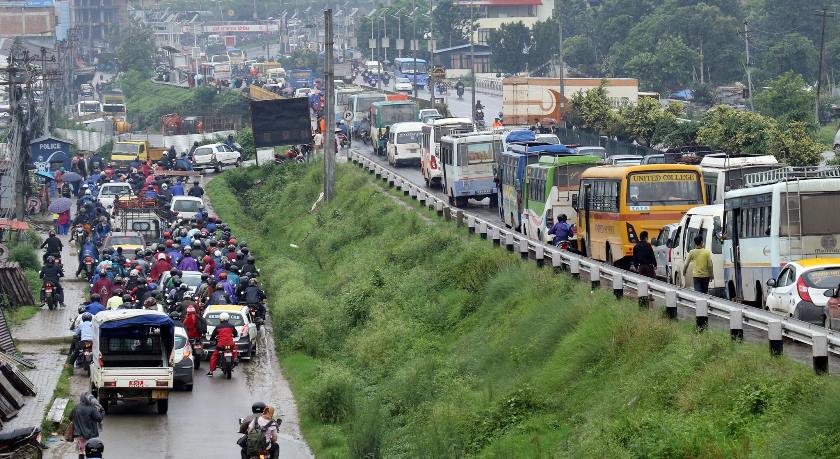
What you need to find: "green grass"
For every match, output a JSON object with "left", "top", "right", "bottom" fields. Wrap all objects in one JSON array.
[
  {"left": 209, "top": 163, "right": 840, "bottom": 458},
  {"left": 40, "top": 366, "right": 74, "bottom": 436},
  {"left": 818, "top": 124, "right": 837, "bottom": 146},
  {"left": 6, "top": 304, "right": 39, "bottom": 328}
]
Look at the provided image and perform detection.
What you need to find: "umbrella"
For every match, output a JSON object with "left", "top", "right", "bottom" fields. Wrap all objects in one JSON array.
[
  {"left": 47, "top": 197, "right": 73, "bottom": 213},
  {"left": 61, "top": 171, "right": 83, "bottom": 182}
]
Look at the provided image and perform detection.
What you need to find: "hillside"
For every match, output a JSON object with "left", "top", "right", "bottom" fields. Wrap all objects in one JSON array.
[{"left": 208, "top": 162, "right": 840, "bottom": 458}]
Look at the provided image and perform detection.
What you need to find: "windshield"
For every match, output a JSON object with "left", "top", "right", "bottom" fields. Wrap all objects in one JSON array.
[
  {"left": 397, "top": 61, "right": 427, "bottom": 74},
  {"left": 803, "top": 268, "right": 840, "bottom": 289},
  {"left": 100, "top": 186, "right": 132, "bottom": 196},
  {"left": 174, "top": 335, "right": 187, "bottom": 349},
  {"left": 397, "top": 131, "right": 422, "bottom": 144},
  {"left": 80, "top": 103, "right": 99, "bottom": 112},
  {"left": 181, "top": 273, "right": 203, "bottom": 287},
  {"left": 379, "top": 105, "right": 416, "bottom": 125},
  {"left": 205, "top": 312, "right": 245, "bottom": 327},
  {"left": 110, "top": 235, "right": 143, "bottom": 246},
  {"left": 112, "top": 143, "right": 139, "bottom": 155},
  {"left": 434, "top": 123, "right": 473, "bottom": 141},
  {"left": 355, "top": 96, "right": 384, "bottom": 113},
  {"left": 291, "top": 70, "right": 311, "bottom": 80},
  {"left": 173, "top": 199, "right": 201, "bottom": 212},
  {"left": 102, "top": 104, "right": 125, "bottom": 113},
  {"left": 397, "top": 78, "right": 410, "bottom": 84},
  {"left": 337, "top": 91, "right": 358, "bottom": 105},
  {"left": 458, "top": 141, "right": 497, "bottom": 165},
  {"left": 626, "top": 171, "right": 702, "bottom": 207}
]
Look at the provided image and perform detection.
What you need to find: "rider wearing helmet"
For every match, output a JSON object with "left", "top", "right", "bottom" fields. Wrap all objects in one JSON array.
[
  {"left": 39, "top": 255, "right": 66, "bottom": 307},
  {"left": 67, "top": 312, "right": 94, "bottom": 367},
  {"left": 207, "top": 312, "right": 239, "bottom": 376}
]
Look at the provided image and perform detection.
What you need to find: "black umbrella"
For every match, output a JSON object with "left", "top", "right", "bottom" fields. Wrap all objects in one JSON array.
[{"left": 60, "top": 171, "right": 83, "bottom": 182}]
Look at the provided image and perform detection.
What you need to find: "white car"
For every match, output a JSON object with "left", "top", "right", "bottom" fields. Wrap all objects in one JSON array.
[
  {"left": 97, "top": 182, "right": 134, "bottom": 210},
  {"left": 172, "top": 326, "right": 195, "bottom": 391},
  {"left": 418, "top": 108, "right": 442, "bottom": 124},
  {"left": 766, "top": 259, "right": 840, "bottom": 326},
  {"left": 294, "top": 88, "right": 312, "bottom": 98},
  {"left": 202, "top": 304, "right": 258, "bottom": 360},
  {"left": 394, "top": 77, "right": 413, "bottom": 93},
  {"left": 170, "top": 196, "right": 204, "bottom": 220},
  {"left": 191, "top": 143, "right": 242, "bottom": 171},
  {"left": 158, "top": 271, "right": 203, "bottom": 295}
]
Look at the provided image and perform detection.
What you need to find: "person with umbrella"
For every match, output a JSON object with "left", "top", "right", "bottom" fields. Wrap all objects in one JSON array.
[
  {"left": 54, "top": 167, "right": 64, "bottom": 198},
  {"left": 48, "top": 197, "right": 74, "bottom": 235}
]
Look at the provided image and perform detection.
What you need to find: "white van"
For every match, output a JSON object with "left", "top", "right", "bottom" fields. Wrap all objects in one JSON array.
[
  {"left": 387, "top": 122, "right": 425, "bottom": 166},
  {"left": 669, "top": 204, "right": 725, "bottom": 297},
  {"left": 365, "top": 60, "right": 383, "bottom": 74},
  {"left": 699, "top": 154, "right": 779, "bottom": 204}
]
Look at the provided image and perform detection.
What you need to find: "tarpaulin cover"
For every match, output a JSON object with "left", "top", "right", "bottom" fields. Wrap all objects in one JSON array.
[
  {"left": 100, "top": 315, "right": 175, "bottom": 354},
  {"left": 526, "top": 144, "right": 573, "bottom": 154},
  {"left": 505, "top": 130, "right": 536, "bottom": 143}
]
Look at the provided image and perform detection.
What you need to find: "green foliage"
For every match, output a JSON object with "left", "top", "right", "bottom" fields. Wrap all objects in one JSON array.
[
  {"left": 116, "top": 24, "right": 156, "bottom": 77},
  {"left": 758, "top": 33, "right": 817, "bottom": 82},
  {"left": 234, "top": 128, "right": 256, "bottom": 160},
  {"left": 767, "top": 122, "right": 825, "bottom": 167},
  {"left": 9, "top": 232, "right": 39, "bottom": 271},
  {"left": 208, "top": 163, "right": 840, "bottom": 457},
  {"left": 617, "top": 97, "right": 674, "bottom": 146},
  {"left": 623, "top": 37, "right": 698, "bottom": 92},
  {"left": 697, "top": 105, "right": 776, "bottom": 155},
  {"left": 487, "top": 22, "right": 531, "bottom": 74},
  {"left": 755, "top": 71, "right": 815, "bottom": 127},
  {"left": 569, "top": 82, "right": 616, "bottom": 134}
]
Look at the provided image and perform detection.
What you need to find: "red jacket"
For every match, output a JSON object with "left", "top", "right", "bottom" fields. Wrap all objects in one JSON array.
[
  {"left": 210, "top": 322, "right": 238, "bottom": 347},
  {"left": 91, "top": 278, "right": 113, "bottom": 303},
  {"left": 149, "top": 259, "right": 172, "bottom": 281},
  {"left": 183, "top": 313, "right": 199, "bottom": 339}
]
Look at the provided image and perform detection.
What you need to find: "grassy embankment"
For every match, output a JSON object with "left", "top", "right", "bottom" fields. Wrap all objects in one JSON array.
[{"left": 209, "top": 162, "right": 840, "bottom": 458}]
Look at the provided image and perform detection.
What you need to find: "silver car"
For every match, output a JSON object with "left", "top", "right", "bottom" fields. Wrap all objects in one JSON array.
[{"left": 651, "top": 223, "right": 680, "bottom": 280}]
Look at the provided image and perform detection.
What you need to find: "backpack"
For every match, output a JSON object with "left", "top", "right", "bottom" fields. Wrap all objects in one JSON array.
[{"left": 246, "top": 419, "right": 274, "bottom": 454}]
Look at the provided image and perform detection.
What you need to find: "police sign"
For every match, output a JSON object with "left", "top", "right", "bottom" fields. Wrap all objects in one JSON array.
[{"left": 29, "top": 136, "right": 72, "bottom": 172}]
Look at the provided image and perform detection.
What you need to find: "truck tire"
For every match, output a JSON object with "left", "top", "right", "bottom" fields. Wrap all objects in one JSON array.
[{"left": 157, "top": 399, "right": 169, "bottom": 414}]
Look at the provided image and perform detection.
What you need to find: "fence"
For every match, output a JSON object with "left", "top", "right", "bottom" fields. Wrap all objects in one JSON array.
[
  {"left": 0, "top": 262, "right": 34, "bottom": 307},
  {"left": 52, "top": 129, "right": 237, "bottom": 154},
  {"left": 474, "top": 76, "right": 503, "bottom": 95},
  {"left": 553, "top": 126, "right": 658, "bottom": 157},
  {"left": 53, "top": 128, "right": 111, "bottom": 152},
  {"left": 346, "top": 150, "right": 839, "bottom": 375}
]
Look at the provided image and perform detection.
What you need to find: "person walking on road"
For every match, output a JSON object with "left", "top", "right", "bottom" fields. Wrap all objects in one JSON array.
[
  {"left": 632, "top": 231, "right": 657, "bottom": 278},
  {"left": 683, "top": 235, "right": 714, "bottom": 294},
  {"left": 70, "top": 392, "right": 104, "bottom": 459}
]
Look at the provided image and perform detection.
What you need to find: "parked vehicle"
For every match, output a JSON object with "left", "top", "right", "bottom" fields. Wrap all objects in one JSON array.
[
  {"left": 77, "top": 100, "right": 101, "bottom": 117},
  {"left": 418, "top": 108, "right": 442, "bottom": 124},
  {"left": 0, "top": 426, "right": 42, "bottom": 458},
  {"left": 111, "top": 140, "right": 166, "bottom": 170},
  {"left": 202, "top": 305, "right": 258, "bottom": 361},
  {"left": 668, "top": 205, "right": 725, "bottom": 297},
  {"left": 90, "top": 309, "right": 174, "bottom": 414},
  {"left": 191, "top": 143, "right": 242, "bottom": 171},
  {"left": 606, "top": 155, "right": 643, "bottom": 166},
  {"left": 574, "top": 146, "right": 608, "bottom": 158},
  {"left": 766, "top": 259, "right": 840, "bottom": 326},
  {"left": 387, "top": 122, "right": 425, "bottom": 167}
]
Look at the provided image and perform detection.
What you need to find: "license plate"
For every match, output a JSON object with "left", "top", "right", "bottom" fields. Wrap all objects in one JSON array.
[
  {"left": 152, "top": 389, "right": 168, "bottom": 399},
  {"left": 128, "top": 380, "right": 144, "bottom": 387},
  {"left": 45, "top": 288, "right": 52, "bottom": 293},
  {"left": 224, "top": 352, "right": 233, "bottom": 357}
]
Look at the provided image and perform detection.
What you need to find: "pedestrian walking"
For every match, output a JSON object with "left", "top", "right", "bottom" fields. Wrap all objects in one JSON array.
[
  {"left": 683, "top": 235, "right": 714, "bottom": 294},
  {"left": 58, "top": 210, "right": 71, "bottom": 235},
  {"left": 313, "top": 131, "right": 323, "bottom": 157},
  {"left": 632, "top": 231, "right": 657, "bottom": 278},
  {"left": 69, "top": 392, "right": 104, "bottom": 458}
]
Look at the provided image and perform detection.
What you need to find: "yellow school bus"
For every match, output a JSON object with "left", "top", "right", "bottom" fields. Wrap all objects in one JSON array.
[{"left": 575, "top": 164, "right": 705, "bottom": 267}]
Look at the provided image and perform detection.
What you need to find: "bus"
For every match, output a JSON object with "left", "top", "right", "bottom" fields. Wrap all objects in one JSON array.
[
  {"left": 393, "top": 57, "right": 428, "bottom": 89},
  {"left": 522, "top": 154, "right": 603, "bottom": 242},
  {"left": 289, "top": 68, "right": 315, "bottom": 89},
  {"left": 77, "top": 100, "right": 101, "bottom": 117},
  {"left": 226, "top": 48, "right": 244, "bottom": 65},
  {"left": 335, "top": 86, "right": 363, "bottom": 121},
  {"left": 370, "top": 101, "right": 418, "bottom": 156},
  {"left": 421, "top": 118, "right": 475, "bottom": 188},
  {"left": 575, "top": 164, "right": 705, "bottom": 268},
  {"left": 439, "top": 132, "right": 502, "bottom": 207},
  {"left": 723, "top": 167, "right": 840, "bottom": 305},
  {"left": 498, "top": 143, "right": 569, "bottom": 230},
  {"left": 266, "top": 68, "right": 287, "bottom": 84},
  {"left": 699, "top": 153, "right": 780, "bottom": 204},
  {"left": 348, "top": 92, "right": 388, "bottom": 135}
]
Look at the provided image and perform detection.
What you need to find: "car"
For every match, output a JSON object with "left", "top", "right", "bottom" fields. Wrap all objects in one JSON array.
[
  {"left": 158, "top": 270, "right": 203, "bottom": 294},
  {"left": 172, "top": 326, "right": 194, "bottom": 391},
  {"left": 651, "top": 223, "right": 679, "bottom": 280},
  {"left": 575, "top": 146, "right": 608, "bottom": 159},
  {"left": 294, "top": 87, "right": 312, "bottom": 98},
  {"left": 202, "top": 304, "right": 258, "bottom": 360},
  {"left": 102, "top": 231, "right": 146, "bottom": 255},
  {"left": 97, "top": 182, "right": 134, "bottom": 211},
  {"left": 606, "top": 154, "right": 643, "bottom": 165},
  {"left": 766, "top": 258, "right": 840, "bottom": 326},
  {"left": 170, "top": 196, "right": 204, "bottom": 220},
  {"left": 394, "top": 77, "right": 413, "bottom": 93},
  {"left": 418, "top": 108, "right": 442, "bottom": 124},
  {"left": 191, "top": 143, "right": 242, "bottom": 171},
  {"left": 534, "top": 134, "right": 560, "bottom": 144}
]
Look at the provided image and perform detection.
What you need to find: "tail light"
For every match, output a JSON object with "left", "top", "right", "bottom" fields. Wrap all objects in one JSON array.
[
  {"left": 183, "top": 348, "right": 191, "bottom": 359},
  {"left": 104, "top": 381, "right": 116, "bottom": 387},
  {"left": 797, "top": 276, "right": 813, "bottom": 303},
  {"left": 626, "top": 223, "right": 638, "bottom": 244},
  {"left": 85, "top": 256, "right": 92, "bottom": 263},
  {"left": 241, "top": 324, "right": 249, "bottom": 336},
  {"left": 430, "top": 155, "right": 438, "bottom": 170}
]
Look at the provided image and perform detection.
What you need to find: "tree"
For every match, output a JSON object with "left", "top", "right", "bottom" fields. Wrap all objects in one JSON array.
[
  {"left": 767, "top": 121, "right": 824, "bottom": 166},
  {"left": 569, "top": 82, "right": 617, "bottom": 134},
  {"left": 623, "top": 37, "right": 698, "bottom": 92},
  {"left": 116, "top": 24, "right": 156, "bottom": 76},
  {"left": 528, "top": 19, "right": 558, "bottom": 75},
  {"left": 433, "top": 0, "right": 469, "bottom": 49},
  {"left": 754, "top": 71, "right": 814, "bottom": 127},
  {"left": 564, "top": 35, "right": 598, "bottom": 76},
  {"left": 759, "top": 33, "right": 817, "bottom": 82},
  {"left": 618, "top": 97, "right": 669, "bottom": 146},
  {"left": 487, "top": 22, "right": 531, "bottom": 74},
  {"left": 696, "top": 105, "right": 776, "bottom": 155}
]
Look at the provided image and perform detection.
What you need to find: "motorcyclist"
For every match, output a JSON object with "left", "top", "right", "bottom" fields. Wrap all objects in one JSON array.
[
  {"left": 76, "top": 239, "right": 99, "bottom": 277},
  {"left": 39, "top": 256, "right": 65, "bottom": 307},
  {"left": 224, "top": 134, "right": 236, "bottom": 150},
  {"left": 241, "top": 256, "right": 257, "bottom": 277},
  {"left": 90, "top": 269, "right": 114, "bottom": 304},
  {"left": 183, "top": 305, "right": 201, "bottom": 340},
  {"left": 66, "top": 312, "right": 94, "bottom": 369},
  {"left": 475, "top": 100, "right": 484, "bottom": 112},
  {"left": 243, "top": 278, "right": 267, "bottom": 320},
  {"left": 455, "top": 79, "right": 465, "bottom": 98},
  {"left": 206, "top": 312, "right": 239, "bottom": 377},
  {"left": 40, "top": 230, "right": 63, "bottom": 263},
  {"left": 548, "top": 214, "right": 572, "bottom": 246},
  {"left": 149, "top": 253, "right": 173, "bottom": 282},
  {"left": 84, "top": 293, "right": 107, "bottom": 315},
  {"left": 238, "top": 401, "right": 268, "bottom": 458},
  {"left": 177, "top": 246, "right": 200, "bottom": 271},
  {"left": 207, "top": 280, "right": 231, "bottom": 305},
  {"left": 188, "top": 181, "right": 204, "bottom": 198},
  {"left": 245, "top": 405, "right": 279, "bottom": 459},
  {"left": 171, "top": 179, "right": 185, "bottom": 197},
  {"left": 359, "top": 115, "right": 371, "bottom": 141}
]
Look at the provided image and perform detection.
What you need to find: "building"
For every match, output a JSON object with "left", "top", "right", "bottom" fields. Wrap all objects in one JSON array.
[
  {"left": 434, "top": 44, "right": 493, "bottom": 76},
  {"left": 71, "top": 0, "right": 128, "bottom": 45},
  {"left": 458, "top": 0, "right": 556, "bottom": 45},
  {"left": 0, "top": 1, "right": 57, "bottom": 37}
]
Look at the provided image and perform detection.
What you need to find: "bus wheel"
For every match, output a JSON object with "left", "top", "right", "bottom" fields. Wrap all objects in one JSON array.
[
  {"left": 755, "top": 283, "right": 765, "bottom": 309},
  {"left": 606, "top": 244, "right": 614, "bottom": 266},
  {"left": 489, "top": 194, "right": 498, "bottom": 208}
]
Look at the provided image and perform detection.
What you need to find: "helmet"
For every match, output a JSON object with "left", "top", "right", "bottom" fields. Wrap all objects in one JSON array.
[
  {"left": 228, "top": 238, "right": 237, "bottom": 246},
  {"left": 214, "top": 250, "right": 222, "bottom": 257},
  {"left": 114, "top": 276, "right": 123, "bottom": 283},
  {"left": 163, "top": 231, "right": 172, "bottom": 238},
  {"left": 203, "top": 255, "right": 212, "bottom": 263},
  {"left": 219, "top": 312, "right": 230, "bottom": 322},
  {"left": 201, "top": 273, "right": 209, "bottom": 281},
  {"left": 130, "top": 269, "right": 140, "bottom": 276},
  {"left": 247, "top": 256, "right": 255, "bottom": 264},
  {"left": 169, "top": 311, "right": 181, "bottom": 321},
  {"left": 144, "top": 297, "right": 157, "bottom": 307},
  {"left": 192, "top": 240, "right": 201, "bottom": 248},
  {"left": 249, "top": 278, "right": 257, "bottom": 286},
  {"left": 242, "top": 247, "right": 250, "bottom": 255},
  {"left": 184, "top": 246, "right": 192, "bottom": 253},
  {"left": 82, "top": 312, "right": 93, "bottom": 322},
  {"left": 157, "top": 253, "right": 167, "bottom": 261},
  {"left": 251, "top": 401, "right": 267, "bottom": 414},
  {"left": 219, "top": 272, "right": 228, "bottom": 280},
  {"left": 169, "top": 268, "right": 178, "bottom": 275},
  {"left": 165, "top": 240, "right": 173, "bottom": 247}
]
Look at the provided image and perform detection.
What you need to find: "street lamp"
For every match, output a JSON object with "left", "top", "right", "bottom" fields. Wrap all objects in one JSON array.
[{"left": 394, "top": 8, "right": 404, "bottom": 59}]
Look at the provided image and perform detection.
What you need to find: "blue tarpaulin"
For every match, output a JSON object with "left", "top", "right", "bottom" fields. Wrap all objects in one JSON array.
[
  {"left": 505, "top": 130, "right": 536, "bottom": 143},
  {"left": 100, "top": 314, "right": 174, "bottom": 330},
  {"left": 100, "top": 314, "right": 175, "bottom": 354},
  {"left": 525, "top": 144, "right": 573, "bottom": 154}
]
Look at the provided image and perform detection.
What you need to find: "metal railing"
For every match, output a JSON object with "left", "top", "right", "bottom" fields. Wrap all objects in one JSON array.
[
  {"left": 346, "top": 149, "right": 838, "bottom": 374},
  {"left": 744, "top": 166, "right": 840, "bottom": 187}
]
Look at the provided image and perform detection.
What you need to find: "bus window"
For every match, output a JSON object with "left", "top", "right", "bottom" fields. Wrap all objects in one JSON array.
[{"left": 712, "top": 216, "right": 723, "bottom": 254}]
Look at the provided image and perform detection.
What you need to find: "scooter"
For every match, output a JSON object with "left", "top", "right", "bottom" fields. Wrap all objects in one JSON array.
[
  {"left": 42, "top": 282, "right": 58, "bottom": 310},
  {"left": 0, "top": 426, "right": 42, "bottom": 458},
  {"left": 81, "top": 256, "right": 96, "bottom": 281}
]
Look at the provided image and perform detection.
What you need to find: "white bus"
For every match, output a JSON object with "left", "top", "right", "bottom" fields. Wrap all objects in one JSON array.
[
  {"left": 723, "top": 167, "right": 840, "bottom": 305},
  {"left": 700, "top": 154, "right": 780, "bottom": 205},
  {"left": 77, "top": 100, "right": 101, "bottom": 116},
  {"left": 420, "top": 118, "right": 474, "bottom": 188},
  {"left": 439, "top": 132, "right": 502, "bottom": 207},
  {"left": 348, "top": 92, "right": 387, "bottom": 134},
  {"left": 266, "top": 67, "right": 287, "bottom": 85}
]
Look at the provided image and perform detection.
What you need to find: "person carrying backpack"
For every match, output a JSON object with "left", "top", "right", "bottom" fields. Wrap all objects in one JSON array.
[{"left": 245, "top": 405, "right": 279, "bottom": 459}]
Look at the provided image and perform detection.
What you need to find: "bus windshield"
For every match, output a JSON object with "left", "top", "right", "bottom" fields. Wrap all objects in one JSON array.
[
  {"left": 626, "top": 171, "right": 702, "bottom": 206},
  {"left": 354, "top": 96, "right": 384, "bottom": 113},
  {"left": 102, "top": 104, "right": 125, "bottom": 114},
  {"left": 397, "top": 131, "right": 422, "bottom": 144},
  {"left": 379, "top": 105, "right": 415, "bottom": 124},
  {"left": 458, "top": 141, "right": 497, "bottom": 165},
  {"left": 397, "top": 60, "right": 427, "bottom": 74},
  {"left": 80, "top": 102, "right": 99, "bottom": 112}
]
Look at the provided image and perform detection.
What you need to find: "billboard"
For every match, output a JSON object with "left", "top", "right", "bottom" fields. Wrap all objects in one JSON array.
[
  {"left": 184, "top": 23, "right": 280, "bottom": 33},
  {"left": 250, "top": 98, "right": 312, "bottom": 147}
]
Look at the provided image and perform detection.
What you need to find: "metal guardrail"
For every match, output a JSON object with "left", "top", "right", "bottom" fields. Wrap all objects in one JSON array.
[
  {"left": 346, "top": 150, "right": 838, "bottom": 373},
  {"left": 474, "top": 77, "right": 503, "bottom": 95}
]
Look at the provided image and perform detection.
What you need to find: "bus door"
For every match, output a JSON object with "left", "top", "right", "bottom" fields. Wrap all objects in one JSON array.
[
  {"left": 731, "top": 207, "right": 744, "bottom": 301},
  {"left": 583, "top": 182, "right": 592, "bottom": 257}
]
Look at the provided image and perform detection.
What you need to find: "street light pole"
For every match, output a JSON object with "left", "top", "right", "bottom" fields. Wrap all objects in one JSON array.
[
  {"left": 429, "top": 0, "right": 435, "bottom": 104},
  {"left": 470, "top": 3, "right": 475, "bottom": 122},
  {"left": 413, "top": 1, "right": 419, "bottom": 99}
]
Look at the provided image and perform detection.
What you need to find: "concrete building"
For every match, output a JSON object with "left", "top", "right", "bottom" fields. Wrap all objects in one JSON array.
[
  {"left": 0, "top": 1, "right": 57, "bottom": 37},
  {"left": 71, "top": 0, "right": 128, "bottom": 45},
  {"left": 459, "top": 0, "right": 556, "bottom": 45}
]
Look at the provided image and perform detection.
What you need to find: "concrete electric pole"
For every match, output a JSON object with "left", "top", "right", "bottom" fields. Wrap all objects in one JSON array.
[{"left": 324, "top": 9, "right": 336, "bottom": 201}]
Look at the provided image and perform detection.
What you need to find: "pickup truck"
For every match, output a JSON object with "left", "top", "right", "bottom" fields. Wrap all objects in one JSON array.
[{"left": 90, "top": 310, "right": 175, "bottom": 414}]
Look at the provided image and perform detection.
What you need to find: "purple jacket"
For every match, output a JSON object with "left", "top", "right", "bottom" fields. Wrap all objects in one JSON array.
[{"left": 178, "top": 256, "right": 199, "bottom": 271}]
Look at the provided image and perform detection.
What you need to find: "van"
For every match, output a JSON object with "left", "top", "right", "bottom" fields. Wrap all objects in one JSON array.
[
  {"left": 387, "top": 122, "right": 425, "bottom": 166},
  {"left": 668, "top": 204, "right": 725, "bottom": 297}
]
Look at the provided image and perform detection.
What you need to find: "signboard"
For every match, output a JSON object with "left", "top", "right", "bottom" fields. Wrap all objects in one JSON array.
[
  {"left": 250, "top": 98, "right": 313, "bottom": 147},
  {"left": 184, "top": 24, "right": 280, "bottom": 33},
  {"left": 381, "top": 37, "right": 389, "bottom": 48},
  {"left": 369, "top": 38, "right": 376, "bottom": 49},
  {"left": 396, "top": 39, "right": 404, "bottom": 50},
  {"left": 29, "top": 136, "right": 71, "bottom": 171},
  {"left": 224, "top": 35, "right": 237, "bottom": 48}
]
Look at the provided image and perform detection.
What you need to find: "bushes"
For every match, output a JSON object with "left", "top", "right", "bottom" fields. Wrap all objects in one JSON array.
[{"left": 304, "top": 363, "right": 356, "bottom": 424}]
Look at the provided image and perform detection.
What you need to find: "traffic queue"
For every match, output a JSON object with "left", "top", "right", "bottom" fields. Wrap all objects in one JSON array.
[{"left": 38, "top": 154, "right": 281, "bottom": 459}]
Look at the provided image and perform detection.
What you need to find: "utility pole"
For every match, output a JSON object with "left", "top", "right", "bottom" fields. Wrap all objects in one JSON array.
[
  {"left": 740, "top": 20, "right": 755, "bottom": 111},
  {"left": 413, "top": 0, "right": 418, "bottom": 99},
  {"left": 815, "top": 8, "right": 835, "bottom": 124},
  {"left": 470, "top": 3, "right": 476, "bottom": 121},
  {"left": 40, "top": 47, "right": 50, "bottom": 132},
  {"left": 557, "top": 11, "right": 565, "bottom": 123},
  {"left": 429, "top": 0, "right": 435, "bottom": 104},
  {"left": 324, "top": 9, "right": 336, "bottom": 201}
]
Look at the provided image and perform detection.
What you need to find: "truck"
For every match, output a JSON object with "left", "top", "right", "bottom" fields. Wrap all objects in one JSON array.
[
  {"left": 111, "top": 140, "right": 166, "bottom": 170},
  {"left": 502, "top": 77, "right": 640, "bottom": 126},
  {"left": 90, "top": 309, "right": 175, "bottom": 414},
  {"left": 335, "top": 62, "right": 353, "bottom": 84},
  {"left": 112, "top": 197, "right": 172, "bottom": 241}
]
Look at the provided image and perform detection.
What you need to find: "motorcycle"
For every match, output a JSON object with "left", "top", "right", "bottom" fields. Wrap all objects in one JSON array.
[
  {"left": 359, "top": 130, "right": 371, "bottom": 145},
  {"left": 190, "top": 338, "right": 205, "bottom": 369},
  {"left": 246, "top": 303, "right": 265, "bottom": 331},
  {"left": 219, "top": 343, "right": 237, "bottom": 379},
  {"left": 0, "top": 426, "right": 42, "bottom": 458},
  {"left": 80, "top": 340, "right": 93, "bottom": 376},
  {"left": 42, "top": 282, "right": 58, "bottom": 310},
  {"left": 81, "top": 256, "right": 96, "bottom": 281},
  {"left": 456, "top": 86, "right": 464, "bottom": 100},
  {"left": 237, "top": 417, "right": 283, "bottom": 459},
  {"left": 475, "top": 108, "right": 486, "bottom": 130},
  {"left": 336, "top": 131, "right": 350, "bottom": 149}
]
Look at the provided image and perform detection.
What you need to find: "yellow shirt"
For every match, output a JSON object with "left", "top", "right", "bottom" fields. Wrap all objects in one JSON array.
[
  {"left": 107, "top": 296, "right": 123, "bottom": 310},
  {"left": 684, "top": 248, "right": 714, "bottom": 279}
]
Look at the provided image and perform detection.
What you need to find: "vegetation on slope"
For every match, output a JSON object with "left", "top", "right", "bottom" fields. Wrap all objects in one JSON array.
[{"left": 209, "top": 163, "right": 840, "bottom": 458}]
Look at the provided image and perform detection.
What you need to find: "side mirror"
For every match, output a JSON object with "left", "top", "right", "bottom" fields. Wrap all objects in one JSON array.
[
  {"left": 825, "top": 288, "right": 837, "bottom": 298},
  {"left": 766, "top": 278, "right": 777, "bottom": 288}
]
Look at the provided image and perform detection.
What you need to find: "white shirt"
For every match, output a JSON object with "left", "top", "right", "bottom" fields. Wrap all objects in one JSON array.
[{"left": 313, "top": 133, "right": 323, "bottom": 146}]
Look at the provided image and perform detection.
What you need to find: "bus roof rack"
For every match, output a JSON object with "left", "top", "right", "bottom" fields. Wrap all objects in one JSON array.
[{"left": 744, "top": 166, "right": 840, "bottom": 187}]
